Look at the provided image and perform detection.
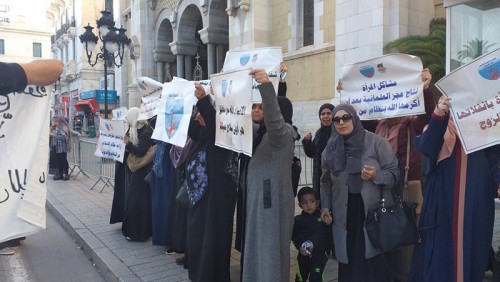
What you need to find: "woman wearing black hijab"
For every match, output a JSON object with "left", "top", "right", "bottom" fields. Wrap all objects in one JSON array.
[{"left": 302, "top": 103, "right": 335, "bottom": 193}]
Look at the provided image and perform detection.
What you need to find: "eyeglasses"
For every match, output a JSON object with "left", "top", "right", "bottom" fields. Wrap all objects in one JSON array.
[{"left": 332, "top": 114, "right": 353, "bottom": 124}]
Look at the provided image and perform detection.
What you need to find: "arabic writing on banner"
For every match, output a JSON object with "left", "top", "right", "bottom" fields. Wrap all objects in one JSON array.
[
  {"left": 95, "top": 118, "right": 127, "bottom": 162},
  {"left": 435, "top": 48, "right": 500, "bottom": 154},
  {"left": 211, "top": 69, "right": 253, "bottom": 156},
  {"left": 137, "top": 77, "right": 164, "bottom": 121},
  {"left": 152, "top": 81, "right": 197, "bottom": 147},
  {"left": 340, "top": 53, "right": 425, "bottom": 120},
  {"left": 223, "top": 47, "right": 282, "bottom": 102},
  {"left": 0, "top": 85, "right": 51, "bottom": 243}
]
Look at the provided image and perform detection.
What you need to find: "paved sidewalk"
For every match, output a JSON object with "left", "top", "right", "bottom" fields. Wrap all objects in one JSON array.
[
  {"left": 47, "top": 172, "right": 500, "bottom": 282},
  {"left": 46, "top": 174, "right": 338, "bottom": 282}
]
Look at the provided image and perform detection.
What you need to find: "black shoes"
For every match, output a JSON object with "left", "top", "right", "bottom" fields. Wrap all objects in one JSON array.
[
  {"left": 53, "top": 174, "right": 63, "bottom": 180},
  {"left": 63, "top": 175, "right": 69, "bottom": 181}
]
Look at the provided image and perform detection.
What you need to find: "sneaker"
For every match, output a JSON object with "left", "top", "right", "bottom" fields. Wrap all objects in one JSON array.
[
  {"left": 63, "top": 175, "right": 69, "bottom": 181},
  {"left": 53, "top": 174, "right": 63, "bottom": 181},
  {"left": 0, "top": 248, "right": 15, "bottom": 255}
]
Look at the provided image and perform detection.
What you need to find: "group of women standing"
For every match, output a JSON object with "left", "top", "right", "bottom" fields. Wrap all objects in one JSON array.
[
  {"left": 109, "top": 69, "right": 297, "bottom": 282},
  {"left": 311, "top": 69, "right": 500, "bottom": 282},
  {"left": 109, "top": 64, "right": 500, "bottom": 282}
]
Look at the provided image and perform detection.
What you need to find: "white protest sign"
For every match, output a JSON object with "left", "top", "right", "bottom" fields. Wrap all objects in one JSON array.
[
  {"left": 112, "top": 106, "right": 128, "bottom": 120},
  {"left": 95, "top": 118, "right": 127, "bottom": 162},
  {"left": 223, "top": 47, "right": 282, "bottom": 102},
  {"left": 137, "top": 77, "right": 164, "bottom": 121},
  {"left": 211, "top": 69, "right": 253, "bottom": 156},
  {"left": 340, "top": 53, "right": 425, "bottom": 120},
  {"left": 152, "top": 81, "right": 197, "bottom": 147},
  {"left": 0, "top": 85, "right": 51, "bottom": 243},
  {"left": 435, "top": 48, "right": 500, "bottom": 154}
]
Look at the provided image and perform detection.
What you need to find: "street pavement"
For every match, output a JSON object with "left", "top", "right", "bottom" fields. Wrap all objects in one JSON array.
[{"left": 46, "top": 172, "right": 498, "bottom": 282}]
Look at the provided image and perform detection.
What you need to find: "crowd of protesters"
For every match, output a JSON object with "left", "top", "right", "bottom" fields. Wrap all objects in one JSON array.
[{"left": 105, "top": 62, "right": 500, "bottom": 282}]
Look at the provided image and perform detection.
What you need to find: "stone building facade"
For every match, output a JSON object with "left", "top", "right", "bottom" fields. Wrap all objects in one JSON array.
[{"left": 47, "top": 0, "right": 444, "bottom": 134}]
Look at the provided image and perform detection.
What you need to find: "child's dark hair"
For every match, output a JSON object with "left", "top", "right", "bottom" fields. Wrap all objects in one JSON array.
[{"left": 297, "top": 186, "right": 317, "bottom": 202}]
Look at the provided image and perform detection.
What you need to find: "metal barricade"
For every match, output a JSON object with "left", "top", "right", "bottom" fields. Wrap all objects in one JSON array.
[
  {"left": 79, "top": 139, "right": 115, "bottom": 193},
  {"left": 294, "top": 143, "right": 313, "bottom": 187},
  {"left": 67, "top": 136, "right": 88, "bottom": 179}
]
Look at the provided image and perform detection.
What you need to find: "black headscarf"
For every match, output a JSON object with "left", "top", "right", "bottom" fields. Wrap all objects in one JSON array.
[
  {"left": 318, "top": 103, "right": 334, "bottom": 118},
  {"left": 253, "top": 96, "right": 298, "bottom": 152},
  {"left": 315, "top": 103, "right": 335, "bottom": 153}
]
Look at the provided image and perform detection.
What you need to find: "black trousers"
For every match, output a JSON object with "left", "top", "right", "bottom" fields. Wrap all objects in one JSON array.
[
  {"left": 54, "top": 152, "right": 69, "bottom": 175},
  {"left": 295, "top": 252, "right": 328, "bottom": 282}
]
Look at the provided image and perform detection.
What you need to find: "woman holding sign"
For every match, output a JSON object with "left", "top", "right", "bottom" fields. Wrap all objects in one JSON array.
[
  {"left": 241, "top": 70, "right": 299, "bottom": 282},
  {"left": 409, "top": 97, "right": 500, "bottom": 282},
  {"left": 183, "top": 84, "right": 237, "bottom": 282}
]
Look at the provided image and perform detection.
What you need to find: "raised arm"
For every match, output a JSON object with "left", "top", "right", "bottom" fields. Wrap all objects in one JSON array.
[{"left": 21, "top": 59, "right": 63, "bottom": 86}]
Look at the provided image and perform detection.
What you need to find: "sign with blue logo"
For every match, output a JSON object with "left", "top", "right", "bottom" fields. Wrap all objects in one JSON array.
[
  {"left": 95, "top": 90, "right": 118, "bottom": 103},
  {"left": 80, "top": 90, "right": 96, "bottom": 100}
]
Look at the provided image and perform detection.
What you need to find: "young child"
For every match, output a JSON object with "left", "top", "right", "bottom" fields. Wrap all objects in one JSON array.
[{"left": 292, "top": 186, "right": 330, "bottom": 282}]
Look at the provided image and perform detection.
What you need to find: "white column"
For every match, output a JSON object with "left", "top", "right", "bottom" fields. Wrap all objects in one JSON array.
[
  {"left": 156, "top": 62, "right": 163, "bottom": 82},
  {"left": 184, "top": 56, "right": 192, "bottom": 80},
  {"left": 216, "top": 45, "right": 225, "bottom": 73},
  {"left": 177, "top": 55, "right": 185, "bottom": 79},
  {"left": 207, "top": 43, "right": 215, "bottom": 76}
]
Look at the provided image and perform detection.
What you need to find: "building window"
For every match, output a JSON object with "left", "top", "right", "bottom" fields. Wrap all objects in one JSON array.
[
  {"left": 303, "top": 0, "right": 314, "bottom": 46},
  {"left": 105, "top": 0, "right": 113, "bottom": 13},
  {"left": 33, "top": 42, "right": 42, "bottom": 57},
  {"left": 449, "top": 1, "right": 500, "bottom": 71},
  {"left": 0, "top": 39, "right": 4, "bottom": 55}
]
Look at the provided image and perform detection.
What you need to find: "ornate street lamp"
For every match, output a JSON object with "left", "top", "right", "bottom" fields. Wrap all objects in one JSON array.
[{"left": 79, "top": 10, "right": 130, "bottom": 119}]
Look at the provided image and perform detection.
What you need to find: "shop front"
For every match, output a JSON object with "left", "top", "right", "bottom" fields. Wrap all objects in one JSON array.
[{"left": 75, "top": 90, "right": 100, "bottom": 135}]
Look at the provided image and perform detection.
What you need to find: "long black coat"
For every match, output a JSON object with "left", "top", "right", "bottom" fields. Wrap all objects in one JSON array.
[{"left": 121, "top": 126, "right": 153, "bottom": 241}]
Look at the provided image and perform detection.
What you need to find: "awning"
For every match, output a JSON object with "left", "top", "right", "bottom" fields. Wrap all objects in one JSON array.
[{"left": 74, "top": 99, "right": 98, "bottom": 113}]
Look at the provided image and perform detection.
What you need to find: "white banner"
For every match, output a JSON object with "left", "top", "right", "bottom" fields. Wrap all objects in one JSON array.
[
  {"left": 137, "top": 77, "right": 164, "bottom": 121},
  {"left": 211, "top": 69, "right": 254, "bottom": 156},
  {"left": 340, "top": 53, "right": 425, "bottom": 120},
  {"left": 0, "top": 85, "right": 51, "bottom": 243},
  {"left": 94, "top": 118, "right": 127, "bottom": 162},
  {"left": 435, "top": 48, "right": 500, "bottom": 154},
  {"left": 112, "top": 106, "right": 128, "bottom": 121},
  {"left": 152, "top": 81, "right": 197, "bottom": 147},
  {"left": 223, "top": 47, "right": 282, "bottom": 102}
]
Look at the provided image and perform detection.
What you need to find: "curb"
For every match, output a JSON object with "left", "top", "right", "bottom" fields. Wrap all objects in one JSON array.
[{"left": 46, "top": 190, "right": 140, "bottom": 282}]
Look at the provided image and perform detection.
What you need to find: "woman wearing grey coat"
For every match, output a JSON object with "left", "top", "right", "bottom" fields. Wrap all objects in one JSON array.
[
  {"left": 320, "top": 104, "right": 400, "bottom": 281},
  {"left": 241, "top": 69, "right": 298, "bottom": 282}
]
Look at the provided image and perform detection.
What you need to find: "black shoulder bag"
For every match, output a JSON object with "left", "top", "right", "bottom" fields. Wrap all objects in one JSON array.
[{"left": 365, "top": 127, "right": 419, "bottom": 253}]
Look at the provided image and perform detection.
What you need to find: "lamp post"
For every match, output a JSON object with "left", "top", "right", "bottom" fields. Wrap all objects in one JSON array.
[{"left": 79, "top": 10, "right": 130, "bottom": 119}]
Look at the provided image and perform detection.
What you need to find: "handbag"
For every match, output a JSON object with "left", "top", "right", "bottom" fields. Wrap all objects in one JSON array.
[
  {"left": 365, "top": 127, "right": 419, "bottom": 253},
  {"left": 365, "top": 195, "right": 419, "bottom": 253},
  {"left": 127, "top": 145, "right": 155, "bottom": 172}
]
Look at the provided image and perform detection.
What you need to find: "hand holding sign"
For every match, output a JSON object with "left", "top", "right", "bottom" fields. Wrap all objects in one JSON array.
[
  {"left": 250, "top": 69, "right": 270, "bottom": 84},
  {"left": 434, "top": 96, "right": 451, "bottom": 116},
  {"left": 194, "top": 83, "right": 207, "bottom": 100}
]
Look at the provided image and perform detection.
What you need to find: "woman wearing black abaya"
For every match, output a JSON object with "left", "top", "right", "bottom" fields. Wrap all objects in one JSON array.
[
  {"left": 302, "top": 103, "right": 335, "bottom": 193},
  {"left": 121, "top": 107, "right": 153, "bottom": 242},
  {"left": 184, "top": 84, "right": 237, "bottom": 282}
]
